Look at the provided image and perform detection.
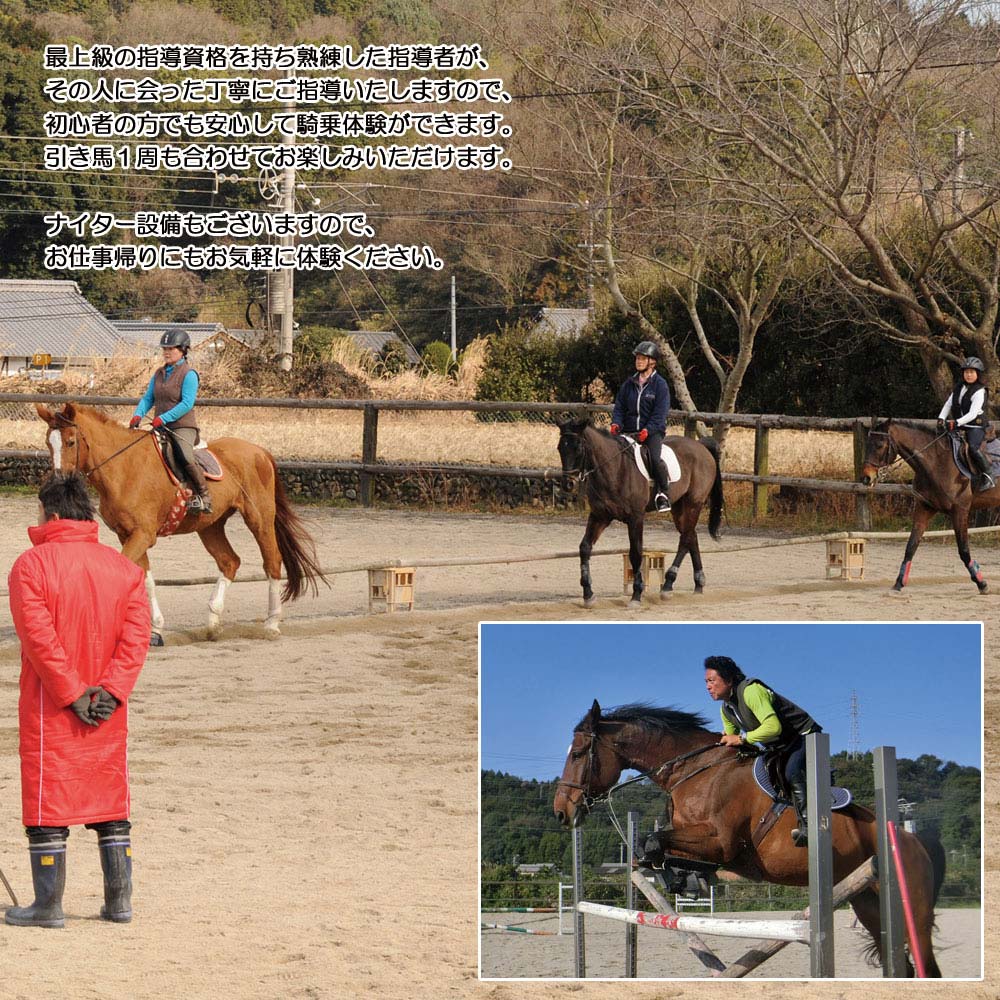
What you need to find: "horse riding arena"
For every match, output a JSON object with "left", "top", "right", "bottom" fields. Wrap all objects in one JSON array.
[{"left": 0, "top": 496, "right": 992, "bottom": 998}]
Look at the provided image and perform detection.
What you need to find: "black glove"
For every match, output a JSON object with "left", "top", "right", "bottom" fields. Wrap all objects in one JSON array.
[
  {"left": 936, "top": 419, "right": 945, "bottom": 432},
  {"left": 88, "top": 686, "right": 120, "bottom": 721},
  {"left": 69, "top": 687, "right": 103, "bottom": 727}
]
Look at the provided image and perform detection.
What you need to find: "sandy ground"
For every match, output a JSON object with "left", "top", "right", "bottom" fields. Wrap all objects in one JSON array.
[
  {"left": 480, "top": 907, "right": 981, "bottom": 979},
  {"left": 0, "top": 497, "right": 993, "bottom": 999}
]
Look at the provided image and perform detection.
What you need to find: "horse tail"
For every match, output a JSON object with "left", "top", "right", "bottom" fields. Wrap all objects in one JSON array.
[
  {"left": 701, "top": 436, "right": 724, "bottom": 540},
  {"left": 269, "top": 456, "right": 329, "bottom": 602},
  {"left": 918, "top": 831, "right": 947, "bottom": 906}
]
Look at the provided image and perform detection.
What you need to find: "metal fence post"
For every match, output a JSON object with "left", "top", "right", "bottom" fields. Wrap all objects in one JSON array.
[
  {"left": 360, "top": 403, "right": 378, "bottom": 507},
  {"left": 625, "top": 812, "right": 639, "bottom": 977},
  {"left": 806, "top": 732, "right": 834, "bottom": 977},
  {"left": 874, "top": 746, "right": 907, "bottom": 976},
  {"left": 573, "top": 827, "right": 586, "bottom": 978}
]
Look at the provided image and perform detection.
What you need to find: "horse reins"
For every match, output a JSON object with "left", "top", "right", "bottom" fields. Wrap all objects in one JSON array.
[
  {"left": 866, "top": 426, "right": 951, "bottom": 508},
  {"left": 557, "top": 730, "right": 743, "bottom": 846},
  {"left": 53, "top": 411, "right": 159, "bottom": 477},
  {"left": 560, "top": 428, "right": 648, "bottom": 486}
]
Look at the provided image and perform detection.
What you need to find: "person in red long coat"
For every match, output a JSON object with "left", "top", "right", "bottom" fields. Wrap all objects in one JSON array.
[{"left": 6, "top": 473, "right": 150, "bottom": 928}]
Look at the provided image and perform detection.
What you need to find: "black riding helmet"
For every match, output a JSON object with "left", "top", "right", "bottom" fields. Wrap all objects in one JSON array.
[
  {"left": 633, "top": 340, "right": 661, "bottom": 361},
  {"left": 159, "top": 328, "right": 191, "bottom": 353}
]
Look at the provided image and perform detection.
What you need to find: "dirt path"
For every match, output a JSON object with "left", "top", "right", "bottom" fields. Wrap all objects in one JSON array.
[{"left": 0, "top": 499, "right": 992, "bottom": 998}]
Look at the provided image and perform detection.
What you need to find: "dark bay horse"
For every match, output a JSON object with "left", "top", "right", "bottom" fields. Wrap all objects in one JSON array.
[
  {"left": 557, "top": 418, "right": 723, "bottom": 606},
  {"left": 553, "top": 701, "right": 945, "bottom": 977},
  {"left": 37, "top": 403, "right": 327, "bottom": 642},
  {"left": 861, "top": 418, "right": 997, "bottom": 593}
]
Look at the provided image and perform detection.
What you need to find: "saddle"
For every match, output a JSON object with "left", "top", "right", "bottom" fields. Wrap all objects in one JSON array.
[
  {"left": 749, "top": 752, "right": 851, "bottom": 849},
  {"left": 950, "top": 431, "right": 1000, "bottom": 482},
  {"left": 622, "top": 435, "right": 682, "bottom": 482},
  {"left": 152, "top": 430, "right": 224, "bottom": 485}
]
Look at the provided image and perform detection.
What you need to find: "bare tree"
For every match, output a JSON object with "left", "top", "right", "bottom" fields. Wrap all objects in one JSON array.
[{"left": 616, "top": 0, "right": 1000, "bottom": 399}]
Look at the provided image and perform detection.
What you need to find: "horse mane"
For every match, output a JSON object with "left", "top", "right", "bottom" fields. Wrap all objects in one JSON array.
[
  {"left": 66, "top": 404, "right": 119, "bottom": 427},
  {"left": 579, "top": 702, "right": 711, "bottom": 734},
  {"left": 886, "top": 418, "right": 934, "bottom": 434}
]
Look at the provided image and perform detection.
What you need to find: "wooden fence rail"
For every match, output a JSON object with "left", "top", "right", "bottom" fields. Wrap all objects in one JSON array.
[{"left": 1, "top": 394, "right": 924, "bottom": 524}]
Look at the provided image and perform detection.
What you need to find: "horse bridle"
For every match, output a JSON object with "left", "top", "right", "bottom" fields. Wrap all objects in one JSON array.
[{"left": 50, "top": 410, "right": 154, "bottom": 477}]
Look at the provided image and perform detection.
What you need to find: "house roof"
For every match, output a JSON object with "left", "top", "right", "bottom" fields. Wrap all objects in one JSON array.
[
  {"left": 112, "top": 320, "right": 234, "bottom": 351},
  {"left": 0, "top": 279, "right": 130, "bottom": 359},
  {"left": 532, "top": 307, "right": 592, "bottom": 339},
  {"left": 345, "top": 330, "right": 421, "bottom": 366}
]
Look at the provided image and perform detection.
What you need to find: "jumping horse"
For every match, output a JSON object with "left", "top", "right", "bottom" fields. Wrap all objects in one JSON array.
[
  {"left": 556, "top": 418, "right": 723, "bottom": 606},
  {"left": 554, "top": 700, "right": 945, "bottom": 976},
  {"left": 36, "top": 403, "right": 327, "bottom": 643},
  {"left": 861, "top": 418, "right": 998, "bottom": 593}
]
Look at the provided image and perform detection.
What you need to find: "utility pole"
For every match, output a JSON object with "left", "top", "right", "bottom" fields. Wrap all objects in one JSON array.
[
  {"left": 953, "top": 128, "right": 969, "bottom": 215},
  {"left": 450, "top": 274, "right": 457, "bottom": 362},
  {"left": 278, "top": 101, "right": 295, "bottom": 372}
]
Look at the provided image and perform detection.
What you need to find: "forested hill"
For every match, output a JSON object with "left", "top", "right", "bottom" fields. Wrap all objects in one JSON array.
[{"left": 482, "top": 750, "right": 981, "bottom": 869}]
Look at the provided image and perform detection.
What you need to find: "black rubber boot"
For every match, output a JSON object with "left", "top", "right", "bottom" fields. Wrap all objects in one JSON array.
[
  {"left": 96, "top": 822, "right": 133, "bottom": 923},
  {"left": 5, "top": 831, "right": 68, "bottom": 928},
  {"left": 789, "top": 780, "right": 809, "bottom": 848},
  {"left": 185, "top": 462, "right": 213, "bottom": 514}
]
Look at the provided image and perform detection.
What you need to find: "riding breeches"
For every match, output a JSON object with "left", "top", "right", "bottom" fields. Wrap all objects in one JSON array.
[
  {"left": 965, "top": 425, "right": 986, "bottom": 451},
  {"left": 169, "top": 426, "right": 199, "bottom": 469},
  {"left": 644, "top": 431, "right": 671, "bottom": 494}
]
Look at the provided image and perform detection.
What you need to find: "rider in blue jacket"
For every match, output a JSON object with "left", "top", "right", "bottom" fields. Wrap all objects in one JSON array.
[{"left": 610, "top": 341, "right": 673, "bottom": 512}]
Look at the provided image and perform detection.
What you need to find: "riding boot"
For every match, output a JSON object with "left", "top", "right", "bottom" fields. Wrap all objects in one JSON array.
[
  {"left": 95, "top": 822, "right": 132, "bottom": 923},
  {"left": 970, "top": 445, "right": 996, "bottom": 491},
  {"left": 184, "top": 461, "right": 213, "bottom": 514},
  {"left": 652, "top": 462, "right": 672, "bottom": 512},
  {"left": 5, "top": 830, "right": 68, "bottom": 928},
  {"left": 789, "top": 780, "right": 809, "bottom": 848}
]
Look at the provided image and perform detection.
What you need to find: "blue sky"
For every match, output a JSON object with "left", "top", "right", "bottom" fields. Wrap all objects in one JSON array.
[{"left": 480, "top": 621, "right": 982, "bottom": 780}]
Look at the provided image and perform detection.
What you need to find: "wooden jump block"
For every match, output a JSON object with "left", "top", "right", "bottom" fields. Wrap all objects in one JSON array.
[
  {"left": 825, "top": 539, "right": 865, "bottom": 581},
  {"left": 623, "top": 551, "right": 668, "bottom": 593},
  {"left": 368, "top": 567, "right": 415, "bottom": 612}
]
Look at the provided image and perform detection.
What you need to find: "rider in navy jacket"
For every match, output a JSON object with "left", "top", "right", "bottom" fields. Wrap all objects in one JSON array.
[{"left": 610, "top": 341, "right": 673, "bottom": 512}]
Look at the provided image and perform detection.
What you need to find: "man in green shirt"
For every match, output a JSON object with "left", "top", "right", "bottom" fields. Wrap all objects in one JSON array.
[{"left": 704, "top": 655, "right": 822, "bottom": 847}]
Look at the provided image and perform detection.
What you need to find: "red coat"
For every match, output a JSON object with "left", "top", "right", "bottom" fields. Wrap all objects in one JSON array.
[{"left": 8, "top": 518, "right": 150, "bottom": 826}]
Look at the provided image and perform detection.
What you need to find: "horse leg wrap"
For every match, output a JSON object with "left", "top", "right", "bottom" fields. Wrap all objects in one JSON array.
[
  {"left": 896, "top": 560, "right": 911, "bottom": 588},
  {"left": 967, "top": 559, "right": 984, "bottom": 584},
  {"left": 662, "top": 566, "right": 678, "bottom": 592},
  {"left": 693, "top": 570, "right": 706, "bottom": 591},
  {"left": 145, "top": 571, "right": 164, "bottom": 631},
  {"left": 265, "top": 577, "right": 283, "bottom": 631}
]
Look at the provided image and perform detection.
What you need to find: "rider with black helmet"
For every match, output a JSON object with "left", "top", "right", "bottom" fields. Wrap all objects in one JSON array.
[
  {"left": 130, "top": 328, "right": 213, "bottom": 514},
  {"left": 937, "top": 356, "right": 996, "bottom": 492},
  {"left": 610, "top": 340, "right": 673, "bottom": 512}
]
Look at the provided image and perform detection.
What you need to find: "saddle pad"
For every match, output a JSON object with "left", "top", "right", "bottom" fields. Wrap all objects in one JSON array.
[
  {"left": 628, "top": 440, "right": 682, "bottom": 482},
  {"left": 152, "top": 431, "right": 224, "bottom": 482},
  {"left": 950, "top": 433, "right": 1000, "bottom": 480},
  {"left": 752, "top": 755, "right": 852, "bottom": 811}
]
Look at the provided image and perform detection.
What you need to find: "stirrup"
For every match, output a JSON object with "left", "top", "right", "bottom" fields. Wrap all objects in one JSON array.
[
  {"left": 655, "top": 492, "right": 671, "bottom": 512},
  {"left": 977, "top": 473, "right": 997, "bottom": 492},
  {"left": 186, "top": 493, "right": 212, "bottom": 513},
  {"left": 791, "top": 827, "right": 808, "bottom": 848}
]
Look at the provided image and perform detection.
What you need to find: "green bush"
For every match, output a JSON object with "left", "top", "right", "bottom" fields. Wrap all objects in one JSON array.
[
  {"left": 475, "top": 324, "right": 564, "bottom": 408},
  {"left": 422, "top": 340, "right": 456, "bottom": 377},
  {"left": 378, "top": 339, "right": 411, "bottom": 375}
]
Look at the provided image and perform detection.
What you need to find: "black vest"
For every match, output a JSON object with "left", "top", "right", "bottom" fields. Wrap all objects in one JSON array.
[
  {"left": 720, "top": 678, "right": 820, "bottom": 748},
  {"left": 948, "top": 381, "right": 988, "bottom": 425}
]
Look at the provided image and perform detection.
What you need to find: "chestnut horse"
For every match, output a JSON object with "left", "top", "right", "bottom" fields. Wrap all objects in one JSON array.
[
  {"left": 860, "top": 418, "right": 996, "bottom": 593},
  {"left": 556, "top": 418, "right": 723, "bottom": 606},
  {"left": 553, "top": 701, "right": 945, "bottom": 977},
  {"left": 36, "top": 402, "right": 327, "bottom": 643}
]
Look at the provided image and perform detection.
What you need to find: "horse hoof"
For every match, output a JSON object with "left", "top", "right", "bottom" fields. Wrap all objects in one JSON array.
[
  {"left": 582, "top": 598, "right": 596, "bottom": 609},
  {"left": 659, "top": 590, "right": 672, "bottom": 601},
  {"left": 264, "top": 625, "right": 281, "bottom": 640},
  {"left": 694, "top": 588, "right": 704, "bottom": 595},
  {"left": 206, "top": 625, "right": 222, "bottom": 641},
  {"left": 149, "top": 632, "right": 164, "bottom": 648},
  {"left": 627, "top": 599, "right": 642, "bottom": 610},
  {"left": 978, "top": 584, "right": 990, "bottom": 595}
]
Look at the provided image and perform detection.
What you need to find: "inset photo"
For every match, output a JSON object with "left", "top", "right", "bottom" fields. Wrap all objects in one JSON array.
[{"left": 479, "top": 621, "right": 982, "bottom": 981}]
